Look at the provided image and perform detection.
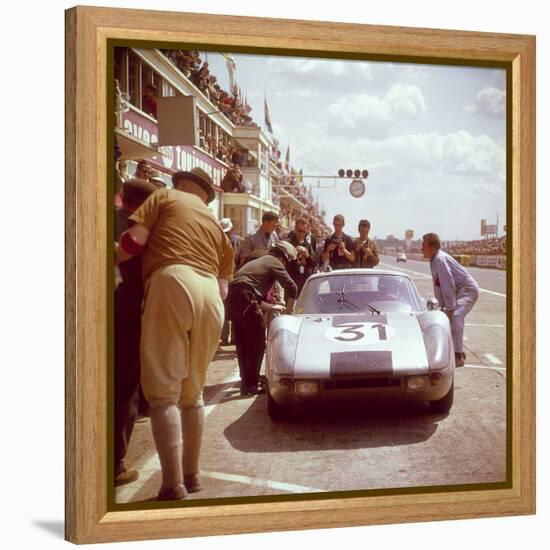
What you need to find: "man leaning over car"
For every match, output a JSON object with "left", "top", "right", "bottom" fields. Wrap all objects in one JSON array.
[
  {"left": 227, "top": 241, "right": 298, "bottom": 396},
  {"left": 422, "top": 232, "right": 479, "bottom": 367}
]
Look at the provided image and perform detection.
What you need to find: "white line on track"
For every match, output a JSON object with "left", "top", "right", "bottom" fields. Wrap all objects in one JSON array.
[
  {"left": 200, "top": 470, "right": 324, "bottom": 494},
  {"left": 477, "top": 289, "right": 507, "bottom": 298},
  {"left": 483, "top": 353, "right": 503, "bottom": 365},
  {"left": 379, "top": 262, "right": 506, "bottom": 298},
  {"left": 464, "top": 364, "right": 506, "bottom": 372},
  {"left": 380, "top": 263, "right": 431, "bottom": 280},
  {"left": 116, "top": 364, "right": 240, "bottom": 503}
]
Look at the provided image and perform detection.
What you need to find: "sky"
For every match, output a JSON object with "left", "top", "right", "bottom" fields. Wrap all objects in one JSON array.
[{"left": 205, "top": 51, "right": 507, "bottom": 242}]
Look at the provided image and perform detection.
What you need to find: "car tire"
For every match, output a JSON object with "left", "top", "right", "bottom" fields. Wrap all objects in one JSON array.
[
  {"left": 266, "top": 385, "right": 291, "bottom": 421},
  {"left": 429, "top": 380, "right": 454, "bottom": 414}
]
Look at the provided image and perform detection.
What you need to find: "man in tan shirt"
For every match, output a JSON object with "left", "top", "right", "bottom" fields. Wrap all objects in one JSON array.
[
  {"left": 353, "top": 219, "right": 380, "bottom": 268},
  {"left": 117, "top": 167, "right": 234, "bottom": 501}
]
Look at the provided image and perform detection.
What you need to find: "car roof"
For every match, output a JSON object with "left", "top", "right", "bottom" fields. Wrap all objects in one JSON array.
[{"left": 308, "top": 268, "right": 413, "bottom": 281}]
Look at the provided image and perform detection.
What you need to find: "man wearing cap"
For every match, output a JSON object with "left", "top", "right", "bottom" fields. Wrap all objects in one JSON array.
[
  {"left": 227, "top": 241, "right": 298, "bottom": 396},
  {"left": 114, "top": 178, "right": 157, "bottom": 486},
  {"left": 239, "top": 210, "right": 280, "bottom": 266},
  {"left": 219, "top": 217, "right": 243, "bottom": 261},
  {"left": 148, "top": 169, "right": 167, "bottom": 189},
  {"left": 219, "top": 218, "right": 243, "bottom": 345},
  {"left": 353, "top": 219, "right": 380, "bottom": 268},
  {"left": 422, "top": 232, "right": 479, "bottom": 367},
  {"left": 116, "top": 166, "right": 234, "bottom": 501}
]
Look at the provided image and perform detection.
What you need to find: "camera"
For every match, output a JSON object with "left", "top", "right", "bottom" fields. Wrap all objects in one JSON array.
[{"left": 332, "top": 237, "right": 343, "bottom": 246}]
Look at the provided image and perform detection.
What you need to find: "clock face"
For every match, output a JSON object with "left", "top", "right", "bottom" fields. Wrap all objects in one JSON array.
[{"left": 349, "top": 179, "right": 365, "bottom": 198}]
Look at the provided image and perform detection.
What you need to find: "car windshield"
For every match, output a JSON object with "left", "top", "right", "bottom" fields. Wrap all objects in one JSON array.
[{"left": 294, "top": 274, "right": 425, "bottom": 314}]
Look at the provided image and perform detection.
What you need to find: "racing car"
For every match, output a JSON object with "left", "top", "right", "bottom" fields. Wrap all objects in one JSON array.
[
  {"left": 396, "top": 252, "right": 407, "bottom": 262},
  {"left": 265, "top": 269, "right": 455, "bottom": 420}
]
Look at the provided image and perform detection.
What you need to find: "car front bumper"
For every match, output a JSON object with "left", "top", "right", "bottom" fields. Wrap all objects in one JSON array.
[{"left": 268, "top": 369, "right": 453, "bottom": 408}]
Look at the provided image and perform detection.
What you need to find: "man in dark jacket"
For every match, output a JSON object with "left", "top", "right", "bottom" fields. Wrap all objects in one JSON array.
[
  {"left": 322, "top": 214, "right": 355, "bottom": 270},
  {"left": 114, "top": 178, "right": 157, "bottom": 486},
  {"left": 227, "top": 241, "right": 298, "bottom": 396},
  {"left": 286, "top": 217, "right": 317, "bottom": 295}
]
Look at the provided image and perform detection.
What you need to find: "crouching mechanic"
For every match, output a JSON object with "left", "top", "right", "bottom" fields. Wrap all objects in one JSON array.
[
  {"left": 116, "top": 167, "right": 234, "bottom": 501},
  {"left": 227, "top": 241, "right": 298, "bottom": 396},
  {"left": 421, "top": 232, "right": 479, "bottom": 367}
]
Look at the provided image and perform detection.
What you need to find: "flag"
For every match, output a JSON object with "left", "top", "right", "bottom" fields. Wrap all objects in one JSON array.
[
  {"left": 297, "top": 168, "right": 303, "bottom": 184},
  {"left": 264, "top": 96, "right": 273, "bottom": 133},
  {"left": 221, "top": 53, "right": 237, "bottom": 95},
  {"left": 285, "top": 145, "right": 290, "bottom": 171}
]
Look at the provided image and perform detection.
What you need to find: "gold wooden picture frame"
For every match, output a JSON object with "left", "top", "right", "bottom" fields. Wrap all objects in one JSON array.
[{"left": 65, "top": 6, "right": 535, "bottom": 544}]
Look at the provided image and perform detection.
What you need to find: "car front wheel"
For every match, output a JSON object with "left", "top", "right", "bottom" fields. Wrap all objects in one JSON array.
[
  {"left": 267, "top": 385, "right": 292, "bottom": 421},
  {"left": 428, "top": 380, "right": 454, "bottom": 414}
]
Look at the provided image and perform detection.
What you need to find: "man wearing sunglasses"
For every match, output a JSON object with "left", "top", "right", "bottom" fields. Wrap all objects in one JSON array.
[{"left": 286, "top": 217, "right": 317, "bottom": 295}]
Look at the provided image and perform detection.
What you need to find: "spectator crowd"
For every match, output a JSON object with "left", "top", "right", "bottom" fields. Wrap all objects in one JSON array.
[
  {"left": 161, "top": 49, "right": 258, "bottom": 129},
  {"left": 408, "top": 235, "right": 506, "bottom": 256},
  {"left": 444, "top": 236, "right": 506, "bottom": 256}
]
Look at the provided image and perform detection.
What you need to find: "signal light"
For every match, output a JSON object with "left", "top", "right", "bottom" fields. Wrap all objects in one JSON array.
[{"left": 338, "top": 169, "right": 370, "bottom": 179}]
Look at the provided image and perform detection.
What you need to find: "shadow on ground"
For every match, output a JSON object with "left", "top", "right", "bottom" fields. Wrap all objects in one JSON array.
[{"left": 224, "top": 396, "right": 445, "bottom": 453}]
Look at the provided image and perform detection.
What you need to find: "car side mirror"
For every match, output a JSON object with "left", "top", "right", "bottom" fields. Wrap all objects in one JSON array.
[{"left": 426, "top": 297, "right": 439, "bottom": 311}]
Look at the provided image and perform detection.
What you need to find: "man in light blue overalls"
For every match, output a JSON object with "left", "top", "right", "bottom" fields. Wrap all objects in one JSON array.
[{"left": 422, "top": 233, "right": 479, "bottom": 367}]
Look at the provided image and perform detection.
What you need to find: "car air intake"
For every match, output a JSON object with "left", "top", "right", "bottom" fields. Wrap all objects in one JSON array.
[{"left": 324, "top": 378, "right": 401, "bottom": 390}]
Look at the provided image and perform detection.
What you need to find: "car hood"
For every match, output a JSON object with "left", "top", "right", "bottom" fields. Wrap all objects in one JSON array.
[{"left": 293, "top": 312, "right": 429, "bottom": 377}]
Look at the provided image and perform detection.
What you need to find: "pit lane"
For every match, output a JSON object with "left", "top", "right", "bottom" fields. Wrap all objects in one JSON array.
[{"left": 116, "top": 259, "right": 507, "bottom": 504}]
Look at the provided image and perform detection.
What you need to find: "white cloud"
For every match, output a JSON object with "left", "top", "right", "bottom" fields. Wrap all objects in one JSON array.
[
  {"left": 266, "top": 58, "right": 350, "bottom": 76},
  {"left": 441, "top": 130, "right": 505, "bottom": 178},
  {"left": 294, "top": 127, "right": 504, "bottom": 184},
  {"left": 263, "top": 57, "right": 422, "bottom": 92},
  {"left": 326, "top": 84, "right": 427, "bottom": 137},
  {"left": 384, "top": 84, "right": 427, "bottom": 118},
  {"left": 465, "top": 87, "right": 506, "bottom": 117},
  {"left": 328, "top": 94, "right": 390, "bottom": 126}
]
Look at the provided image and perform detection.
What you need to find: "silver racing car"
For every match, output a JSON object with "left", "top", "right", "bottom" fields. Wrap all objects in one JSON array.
[{"left": 265, "top": 269, "right": 455, "bottom": 420}]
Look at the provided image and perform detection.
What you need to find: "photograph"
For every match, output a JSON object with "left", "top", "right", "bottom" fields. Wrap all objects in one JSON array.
[
  {"left": 112, "top": 46, "right": 509, "bottom": 506},
  {"left": 61, "top": 3, "right": 537, "bottom": 545}
]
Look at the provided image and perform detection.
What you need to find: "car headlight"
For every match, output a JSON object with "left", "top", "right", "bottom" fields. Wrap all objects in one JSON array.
[
  {"left": 269, "top": 329, "right": 299, "bottom": 377},
  {"left": 422, "top": 323, "right": 451, "bottom": 371},
  {"left": 406, "top": 376, "right": 429, "bottom": 390},
  {"left": 294, "top": 381, "right": 319, "bottom": 396}
]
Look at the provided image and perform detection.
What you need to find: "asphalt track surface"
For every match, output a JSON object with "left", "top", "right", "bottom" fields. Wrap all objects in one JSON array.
[
  {"left": 116, "top": 258, "right": 507, "bottom": 505},
  {"left": 379, "top": 254, "right": 506, "bottom": 295}
]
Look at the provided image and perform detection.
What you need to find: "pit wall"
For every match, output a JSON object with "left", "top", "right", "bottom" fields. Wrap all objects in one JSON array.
[{"left": 387, "top": 252, "right": 506, "bottom": 270}]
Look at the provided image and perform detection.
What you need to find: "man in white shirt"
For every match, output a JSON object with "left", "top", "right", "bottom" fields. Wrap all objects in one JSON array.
[
  {"left": 422, "top": 232, "right": 479, "bottom": 367},
  {"left": 239, "top": 210, "right": 280, "bottom": 266}
]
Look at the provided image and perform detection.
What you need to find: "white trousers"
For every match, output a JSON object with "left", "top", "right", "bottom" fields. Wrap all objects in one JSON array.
[{"left": 449, "top": 286, "right": 479, "bottom": 354}]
